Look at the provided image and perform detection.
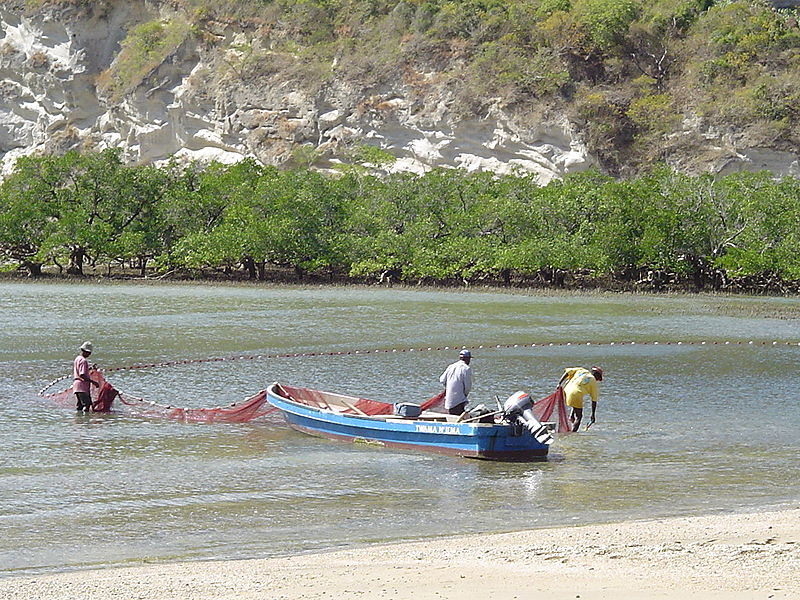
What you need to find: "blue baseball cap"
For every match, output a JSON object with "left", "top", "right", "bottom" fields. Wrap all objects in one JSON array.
[{"left": 459, "top": 349, "right": 471, "bottom": 358}]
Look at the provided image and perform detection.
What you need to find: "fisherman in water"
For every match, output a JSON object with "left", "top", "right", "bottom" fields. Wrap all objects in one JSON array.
[
  {"left": 559, "top": 366, "right": 603, "bottom": 432},
  {"left": 74, "top": 341, "right": 99, "bottom": 412}
]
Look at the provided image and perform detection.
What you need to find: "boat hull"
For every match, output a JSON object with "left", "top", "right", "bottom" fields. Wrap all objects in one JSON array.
[{"left": 266, "top": 384, "right": 548, "bottom": 461}]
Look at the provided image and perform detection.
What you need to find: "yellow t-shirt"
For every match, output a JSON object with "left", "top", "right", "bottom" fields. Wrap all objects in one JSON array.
[{"left": 562, "top": 367, "right": 598, "bottom": 409}]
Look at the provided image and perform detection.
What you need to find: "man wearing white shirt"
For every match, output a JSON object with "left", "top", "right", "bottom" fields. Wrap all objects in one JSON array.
[{"left": 439, "top": 349, "right": 473, "bottom": 415}]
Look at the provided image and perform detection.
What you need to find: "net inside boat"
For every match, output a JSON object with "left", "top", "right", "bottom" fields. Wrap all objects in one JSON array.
[
  {"left": 276, "top": 383, "right": 445, "bottom": 415},
  {"left": 275, "top": 383, "right": 572, "bottom": 432}
]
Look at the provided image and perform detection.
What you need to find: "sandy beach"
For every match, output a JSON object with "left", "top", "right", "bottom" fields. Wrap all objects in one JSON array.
[{"left": 2, "top": 508, "right": 798, "bottom": 600}]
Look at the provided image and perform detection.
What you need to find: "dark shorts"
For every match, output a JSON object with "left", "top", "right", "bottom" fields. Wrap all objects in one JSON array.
[
  {"left": 447, "top": 402, "right": 467, "bottom": 415},
  {"left": 75, "top": 392, "right": 92, "bottom": 411}
]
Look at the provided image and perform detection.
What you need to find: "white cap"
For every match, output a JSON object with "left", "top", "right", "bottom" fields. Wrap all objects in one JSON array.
[{"left": 80, "top": 341, "right": 93, "bottom": 353}]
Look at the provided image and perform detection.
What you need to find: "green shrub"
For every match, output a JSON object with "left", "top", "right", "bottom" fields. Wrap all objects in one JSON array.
[
  {"left": 97, "top": 18, "right": 191, "bottom": 101},
  {"left": 640, "top": 0, "right": 713, "bottom": 31},
  {"left": 466, "top": 40, "right": 569, "bottom": 99},
  {"left": 535, "top": 0, "right": 571, "bottom": 20},
  {"left": 572, "top": 0, "right": 640, "bottom": 53},
  {"left": 626, "top": 93, "right": 680, "bottom": 135}
]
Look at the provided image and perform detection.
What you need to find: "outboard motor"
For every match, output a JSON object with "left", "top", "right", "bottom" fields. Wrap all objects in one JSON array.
[{"left": 503, "top": 391, "right": 553, "bottom": 445}]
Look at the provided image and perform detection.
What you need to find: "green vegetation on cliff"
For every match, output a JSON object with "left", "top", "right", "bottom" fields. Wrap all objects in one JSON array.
[
  {"left": 25, "top": 0, "right": 799, "bottom": 173},
  {"left": 1, "top": 149, "right": 798, "bottom": 293},
  {"left": 96, "top": 18, "right": 192, "bottom": 100},
  {"left": 158, "top": 0, "right": 799, "bottom": 173}
]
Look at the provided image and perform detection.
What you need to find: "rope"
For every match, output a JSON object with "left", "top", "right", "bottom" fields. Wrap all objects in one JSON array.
[
  {"left": 115, "top": 389, "right": 273, "bottom": 416},
  {"left": 39, "top": 339, "right": 798, "bottom": 395},
  {"left": 98, "top": 339, "right": 799, "bottom": 374},
  {"left": 38, "top": 374, "right": 70, "bottom": 397},
  {"left": 38, "top": 338, "right": 798, "bottom": 414}
]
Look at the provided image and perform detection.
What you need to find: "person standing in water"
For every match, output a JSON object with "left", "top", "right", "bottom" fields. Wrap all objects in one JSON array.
[{"left": 73, "top": 341, "right": 98, "bottom": 412}]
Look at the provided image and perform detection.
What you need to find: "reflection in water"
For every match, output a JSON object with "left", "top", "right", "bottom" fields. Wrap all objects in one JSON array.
[{"left": 0, "top": 281, "right": 798, "bottom": 576}]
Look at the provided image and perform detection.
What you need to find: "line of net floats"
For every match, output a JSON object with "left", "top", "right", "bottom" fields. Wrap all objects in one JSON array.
[
  {"left": 99, "top": 339, "right": 799, "bottom": 374},
  {"left": 38, "top": 339, "right": 798, "bottom": 398}
]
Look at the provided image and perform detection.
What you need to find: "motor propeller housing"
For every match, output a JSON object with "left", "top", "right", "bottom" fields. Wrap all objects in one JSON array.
[{"left": 503, "top": 391, "right": 553, "bottom": 445}]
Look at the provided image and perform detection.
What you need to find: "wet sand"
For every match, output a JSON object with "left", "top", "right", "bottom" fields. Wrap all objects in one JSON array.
[{"left": 2, "top": 508, "right": 798, "bottom": 600}]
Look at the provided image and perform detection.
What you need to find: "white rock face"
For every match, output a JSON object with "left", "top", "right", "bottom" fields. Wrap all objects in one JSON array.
[
  {"left": 0, "top": 2, "right": 599, "bottom": 182},
  {"left": 716, "top": 148, "right": 800, "bottom": 178},
  {"left": 0, "top": 3, "right": 797, "bottom": 182},
  {"left": 0, "top": 2, "right": 142, "bottom": 170}
]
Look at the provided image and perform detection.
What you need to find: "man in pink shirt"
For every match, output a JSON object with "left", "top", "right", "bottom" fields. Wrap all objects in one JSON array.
[{"left": 73, "top": 341, "right": 99, "bottom": 412}]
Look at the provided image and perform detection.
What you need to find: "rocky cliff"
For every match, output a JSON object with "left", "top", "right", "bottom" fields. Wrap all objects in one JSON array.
[{"left": 1, "top": 0, "right": 798, "bottom": 182}]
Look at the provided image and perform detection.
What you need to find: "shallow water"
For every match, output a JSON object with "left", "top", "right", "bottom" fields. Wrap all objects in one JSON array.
[{"left": 1, "top": 281, "right": 798, "bottom": 577}]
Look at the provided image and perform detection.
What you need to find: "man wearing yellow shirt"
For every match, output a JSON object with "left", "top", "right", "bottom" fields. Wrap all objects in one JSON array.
[{"left": 559, "top": 366, "right": 603, "bottom": 432}]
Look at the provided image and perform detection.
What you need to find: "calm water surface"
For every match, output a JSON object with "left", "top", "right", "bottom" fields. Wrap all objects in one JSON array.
[{"left": 1, "top": 281, "right": 799, "bottom": 577}]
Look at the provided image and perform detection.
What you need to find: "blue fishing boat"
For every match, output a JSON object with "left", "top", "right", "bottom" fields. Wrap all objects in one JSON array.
[{"left": 266, "top": 383, "right": 554, "bottom": 461}]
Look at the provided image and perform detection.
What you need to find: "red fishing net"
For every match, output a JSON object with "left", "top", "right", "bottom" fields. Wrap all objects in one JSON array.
[
  {"left": 117, "top": 389, "right": 275, "bottom": 423},
  {"left": 41, "top": 369, "right": 118, "bottom": 412},
  {"left": 276, "top": 384, "right": 445, "bottom": 415},
  {"left": 40, "top": 369, "right": 276, "bottom": 423},
  {"left": 533, "top": 386, "right": 573, "bottom": 433},
  {"left": 40, "top": 369, "right": 569, "bottom": 431}
]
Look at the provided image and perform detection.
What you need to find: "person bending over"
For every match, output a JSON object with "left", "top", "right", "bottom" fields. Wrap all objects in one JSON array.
[{"left": 559, "top": 366, "right": 603, "bottom": 432}]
